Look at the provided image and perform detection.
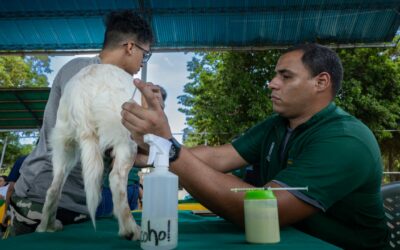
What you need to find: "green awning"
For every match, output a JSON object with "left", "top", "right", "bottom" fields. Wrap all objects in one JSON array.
[
  {"left": 0, "top": 88, "right": 50, "bottom": 130},
  {"left": 0, "top": 0, "right": 399, "bottom": 54}
]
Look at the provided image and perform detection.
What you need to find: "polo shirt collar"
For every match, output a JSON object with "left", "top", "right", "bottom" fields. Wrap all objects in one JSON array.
[
  {"left": 276, "top": 102, "right": 337, "bottom": 131},
  {"left": 300, "top": 102, "right": 337, "bottom": 128}
]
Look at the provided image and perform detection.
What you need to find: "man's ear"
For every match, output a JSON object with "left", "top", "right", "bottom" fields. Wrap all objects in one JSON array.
[
  {"left": 126, "top": 43, "right": 134, "bottom": 55},
  {"left": 315, "top": 72, "right": 331, "bottom": 93}
]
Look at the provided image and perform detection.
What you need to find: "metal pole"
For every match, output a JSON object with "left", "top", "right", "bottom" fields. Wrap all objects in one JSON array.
[
  {"left": 141, "top": 62, "right": 147, "bottom": 82},
  {"left": 0, "top": 136, "right": 8, "bottom": 168},
  {"left": 383, "top": 172, "right": 400, "bottom": 175}
]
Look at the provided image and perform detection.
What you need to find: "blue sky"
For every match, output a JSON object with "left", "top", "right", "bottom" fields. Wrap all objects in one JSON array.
[{"left": 46, "top": 52, "right": 194, "bottom": 143}]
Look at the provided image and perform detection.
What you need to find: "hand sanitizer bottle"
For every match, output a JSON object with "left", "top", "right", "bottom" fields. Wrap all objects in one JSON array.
[{"left": 140, "top": 134, "right": 178, "bottom": 250}]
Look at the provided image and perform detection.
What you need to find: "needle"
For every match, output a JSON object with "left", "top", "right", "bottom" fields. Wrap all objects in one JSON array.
[
  {"left": 230, "top": 186, "right": 308, "bottom": 192},
  {"left": 131, "top": 87, "right": 138, "bottom": 101}
]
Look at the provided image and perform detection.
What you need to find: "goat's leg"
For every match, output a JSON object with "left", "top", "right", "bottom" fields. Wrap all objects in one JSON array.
[
  {"left": 109, "top": 144, "right": 140, "bottom": 240},
  {"left": 36, "top": 138, "right": 78, "bottom": 232},
  {"left": 79, "top": 134, "right": 104, "bottom": 230}
]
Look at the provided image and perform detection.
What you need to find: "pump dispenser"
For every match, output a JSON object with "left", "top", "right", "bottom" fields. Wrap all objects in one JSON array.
[{"left": 140, "top": 134, "right": 178, "bottom": 250}]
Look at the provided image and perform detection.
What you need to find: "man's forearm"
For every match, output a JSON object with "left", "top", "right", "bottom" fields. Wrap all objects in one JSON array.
[
  {"left": 187, "top": 144, "right": 246, "bottom": 173},
  {"left": 171, "top": 149, "right": 318, "bottom": 228},
  {"left": 187, "top": 145, "right": 213, "bottom": 164}
]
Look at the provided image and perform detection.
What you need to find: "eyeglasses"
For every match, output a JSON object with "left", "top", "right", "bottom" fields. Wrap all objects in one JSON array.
[{"left": 123, "top": 42, "right": 152, "bottom": 64}]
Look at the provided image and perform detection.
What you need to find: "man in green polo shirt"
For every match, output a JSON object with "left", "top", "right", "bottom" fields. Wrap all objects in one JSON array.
[{"left": 121, "top": 43, "right": 389, "bottom": 249}]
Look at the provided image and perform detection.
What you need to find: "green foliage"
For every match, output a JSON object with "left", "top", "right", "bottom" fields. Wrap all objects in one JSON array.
[
  {"left": 0, "top": 56, "right": 51, "bottom": 87},
  {"left": 179, "top": 51, "right": 281, "bottom": 145},
  {"left": 0, "top": 55, "right": 51, "bottom": 173},
  {"left": 335, "top": 41, "right": 400, "bottom": 181},
  {"left": 0, "top": 133, "right": 34, "bottom": 175},
  {"left": 336, "top": 45, "right": 400, "bottom": 141},
  {"left": 380, "top": 132, "right": 400, "bottom": 183}
]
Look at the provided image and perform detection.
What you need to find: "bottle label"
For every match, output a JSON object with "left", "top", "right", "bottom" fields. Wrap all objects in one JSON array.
[{"left": 140, "top": 217, "right": 178, "bottom": 247}]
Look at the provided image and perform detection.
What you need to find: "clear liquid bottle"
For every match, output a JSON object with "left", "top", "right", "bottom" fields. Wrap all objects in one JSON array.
[
  {"left": 244, "top": 190, "right": 280, "bottom": 244},
  {"left": 140, "top": 134, "right": 178, "bottom": 250}
]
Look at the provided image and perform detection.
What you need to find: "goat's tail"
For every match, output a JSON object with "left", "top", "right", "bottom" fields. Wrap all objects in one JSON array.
[{"left": 79, "top": 133, "right": 104, "bottom": 230}]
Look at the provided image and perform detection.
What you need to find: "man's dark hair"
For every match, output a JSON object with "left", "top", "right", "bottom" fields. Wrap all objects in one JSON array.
[
  {"left": 286, "top": 43, "right": 343, "bottom": 97},
  {"left": 103, "top": 10, "right": 153, "bottom": 49},
  {"left": 157, "top": 85, "right": 167, "bottom": 101}
]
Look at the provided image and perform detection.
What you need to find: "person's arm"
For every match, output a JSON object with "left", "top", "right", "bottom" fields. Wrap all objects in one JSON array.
[
  {"left": 121, "top": 79, "right": 318, "bottom": 227},
  {"left": 169, "top": 146, "right": 318, "bottom": 226},
  {"left": 188, "top": 144, "right": 247, "bottom": 172},
  {"left": 133, "top": 142, "right": 245, "bottom": 173}
]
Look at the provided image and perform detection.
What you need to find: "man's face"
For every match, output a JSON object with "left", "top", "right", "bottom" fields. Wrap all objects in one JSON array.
[
  {"left": 126, "top": 42, "right": 151, "bottom": 75},
  {"left": 268, "top": 50, "right": 317, "bottom": 119}
]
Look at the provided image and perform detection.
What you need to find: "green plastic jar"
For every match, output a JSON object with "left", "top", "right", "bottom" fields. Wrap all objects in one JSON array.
[{"left": 244, "top": 190, "right": 280, "bottom": 243}]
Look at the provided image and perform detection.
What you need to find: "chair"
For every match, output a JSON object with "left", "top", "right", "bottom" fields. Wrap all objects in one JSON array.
[{"left": 381, "top": 181, "right": 400, "bottom": 249}]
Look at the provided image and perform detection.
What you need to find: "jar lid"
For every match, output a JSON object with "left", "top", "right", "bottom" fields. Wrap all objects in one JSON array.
[{"left": 244, "top": 190, "right": 276, "bottom": 200}]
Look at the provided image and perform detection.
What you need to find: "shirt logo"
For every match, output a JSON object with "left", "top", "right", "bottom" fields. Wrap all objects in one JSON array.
[{"left": 266, "top": 142, "right": 275, "bottom": 162}]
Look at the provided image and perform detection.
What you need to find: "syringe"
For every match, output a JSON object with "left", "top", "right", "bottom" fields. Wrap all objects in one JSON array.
[{"left": 231, "top": 186, "right": 308, "bottom": 193}]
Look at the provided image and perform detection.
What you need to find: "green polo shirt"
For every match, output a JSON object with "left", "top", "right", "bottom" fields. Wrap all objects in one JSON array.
[{"left": 232, "top": 102, "right": 389, "bottom": 249}]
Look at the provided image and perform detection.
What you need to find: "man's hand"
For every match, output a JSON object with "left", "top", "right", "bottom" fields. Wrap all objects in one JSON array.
[
  {"left": 134, "top": 152, "right": 150, "bottom": 168},
  {"left": 141, "top": 84, "right": 165, "bottom": 110},
  {"left": 121, "top": 79, "right": 172, "bottom": 140}
]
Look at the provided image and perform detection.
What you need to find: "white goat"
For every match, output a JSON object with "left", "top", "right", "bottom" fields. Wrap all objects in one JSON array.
[{"left": 36, "top": 64, "right": 141, "bottom": 240}]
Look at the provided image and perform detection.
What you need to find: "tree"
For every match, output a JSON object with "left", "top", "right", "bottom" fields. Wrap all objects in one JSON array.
[
  {"left": 380, "top": 133, "right": 400, "bottom": 182},
  {"left": 336, "top": 41, "right": 400, "bottom": 182},
  {"left": 0, "top": 56, "right": 51, "bottom": 174},
  {"left": 179, "top": 51, "right": 281, "bottom": 146},
  {"left": 336, "top": 46, "right": 400, "bottom": 140},
  {"left": 0, "top": 56, "right": 51, "bottom": 87},
  {"left": 0, "top": 133, "right": 35, "bottom": 175}
]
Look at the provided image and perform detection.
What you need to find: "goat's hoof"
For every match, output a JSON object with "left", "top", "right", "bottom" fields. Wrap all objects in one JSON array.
[
  {"left": 121, "top": 225, "right": 141, "bottom": 241},
  {"left": 36, "top": 220, "right": 63, "bottom": 233},
  {"left": 54, "top": 219, "right": 63, "bottom": 231},
  {"left": 124, "top": 232, "right": 134, "bottom": 241},
  {"left": 132, "top": 225, "right": 141, "bottom": 241},
  {"left": 35, "top": 223, "right": 46, "bottom": 233}
]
